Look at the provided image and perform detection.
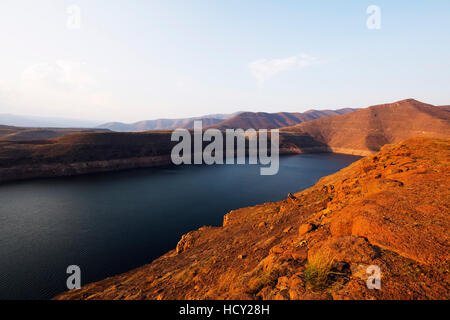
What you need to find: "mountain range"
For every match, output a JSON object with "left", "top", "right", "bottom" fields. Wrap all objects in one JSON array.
[
  {"left": 97, "top": 112, "right": 241, "bottom": 132},
  {"left": 97, "top": 109, "right": 357, "bottom": 131},
  {"left": 0, "top": 98, "right": 448, "bottom": 183},
  {"left": 2, "top": 103, "right": 448, "bottom": 133},
  {"left": 0, "top": 108, "right": 357, "bottom": 141}
]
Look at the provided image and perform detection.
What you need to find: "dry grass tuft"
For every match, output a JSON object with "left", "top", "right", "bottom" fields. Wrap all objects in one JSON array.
[{"left": 305, "top": 248, "right": 335, "bottom": 291}]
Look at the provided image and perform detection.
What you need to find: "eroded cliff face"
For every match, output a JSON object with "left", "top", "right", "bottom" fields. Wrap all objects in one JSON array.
[
  {"left": 54, "top": 138, "right": 449, "bottom": 300},
  {"left": 0, "top": 155, "right": 172, "bottom": 183},
  {"left": 0, "top": 131, "right": 176, "bottom": 183}
]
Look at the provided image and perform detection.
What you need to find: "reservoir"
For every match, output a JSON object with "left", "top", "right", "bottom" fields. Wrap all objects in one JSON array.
[{"left": 0, "top": 153, "right": 360, "bottom": 299}]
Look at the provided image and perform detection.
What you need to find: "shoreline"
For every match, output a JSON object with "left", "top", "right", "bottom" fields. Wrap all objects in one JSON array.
[{"left": 0, "top": 149, "right": 372, "bottom": 184}]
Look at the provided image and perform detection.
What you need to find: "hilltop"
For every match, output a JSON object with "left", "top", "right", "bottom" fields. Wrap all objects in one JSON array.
[
  {"left": 281, "top": 99, "right": 450, "bottom": 154},
  {"left": 54, "top": 137, "right": 450, "bottom": 300}
]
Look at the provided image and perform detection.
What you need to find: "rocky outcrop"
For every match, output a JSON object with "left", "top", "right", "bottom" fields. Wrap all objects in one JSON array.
[
  {"left": 54, "top": 137, "right": 450, "bottom": 300},
  {"left": 176, "top": 231, "right": 199, "bottom": 254}
]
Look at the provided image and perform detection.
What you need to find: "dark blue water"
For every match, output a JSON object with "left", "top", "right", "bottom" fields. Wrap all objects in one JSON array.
[{"left": 0, "top": 153, "right": 360, "bottom": 299}]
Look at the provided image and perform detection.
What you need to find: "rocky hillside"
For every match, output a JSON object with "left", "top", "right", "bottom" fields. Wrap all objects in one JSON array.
[
  {"left": 281, "top": 99, "right": 450, "bottom": 154},
  {"left": 54, "top": 137, "right": 450, "bottom": 300}
]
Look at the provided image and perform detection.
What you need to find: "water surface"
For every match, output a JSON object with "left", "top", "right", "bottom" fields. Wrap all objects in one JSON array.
[{"left": 0, "top": 153, "right": 360, "bottom": 299}]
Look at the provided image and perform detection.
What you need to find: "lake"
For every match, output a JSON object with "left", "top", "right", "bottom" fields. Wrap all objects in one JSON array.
[{"left": 0, "top": 153, "right": 360, "bottom": 299}]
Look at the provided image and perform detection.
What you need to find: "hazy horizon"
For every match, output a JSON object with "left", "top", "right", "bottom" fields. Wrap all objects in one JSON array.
[{"left": 1, "top": 0, "right": 449, "bottom": 123}]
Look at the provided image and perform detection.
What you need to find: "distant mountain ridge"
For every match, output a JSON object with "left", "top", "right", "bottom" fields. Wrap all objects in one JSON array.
[
  {"left": 98, "top": 108, "right": 357, "bottom": 132},
  {"left": 209, "top": 108, "right": 357, "bottom": 130},
  {"left": 97, "top": 112, "right": 242, "bottom": 132}
]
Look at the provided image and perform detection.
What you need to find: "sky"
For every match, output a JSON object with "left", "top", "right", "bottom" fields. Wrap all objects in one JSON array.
[{"left": 0, "top": 0, "right": 449, "bottom": 123}]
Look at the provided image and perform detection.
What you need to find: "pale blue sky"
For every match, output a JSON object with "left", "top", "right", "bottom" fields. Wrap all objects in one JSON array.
[{"left": 0, "top": 0, "right": 449, "bottom": 122}]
